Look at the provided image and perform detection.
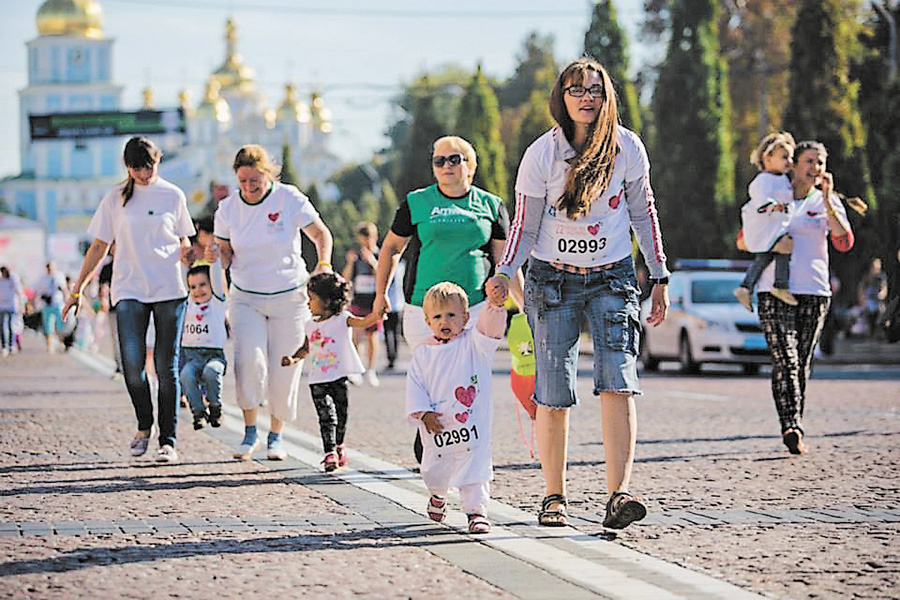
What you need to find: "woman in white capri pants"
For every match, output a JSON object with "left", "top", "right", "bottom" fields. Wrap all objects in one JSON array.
[{"left": 215, "top": 145, "right": 333, "bottom": 460}]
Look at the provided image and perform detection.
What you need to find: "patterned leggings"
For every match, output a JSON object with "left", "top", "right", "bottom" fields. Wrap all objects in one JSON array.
[
  {"left": 758, "top": 293, "right": 830, "bottom": 435},
  {"left": 309, "top": 377, "right": 349, "bottom": 453}
]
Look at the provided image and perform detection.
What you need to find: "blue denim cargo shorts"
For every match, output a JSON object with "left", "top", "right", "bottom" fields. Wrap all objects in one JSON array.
[{"left": 524, "top": 257, "right": 642, "bottom": 408}]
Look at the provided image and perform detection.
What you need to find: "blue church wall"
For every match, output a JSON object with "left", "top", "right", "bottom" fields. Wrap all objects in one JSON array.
[
  {"left": 14, "top": 190, "right": 37, "bottom": 221},
  {"left": 46, "top": 146, "right": 63, "bottom": 178},
  {"left": 71, "top": 145, "right": 94, "bottom": 178}
]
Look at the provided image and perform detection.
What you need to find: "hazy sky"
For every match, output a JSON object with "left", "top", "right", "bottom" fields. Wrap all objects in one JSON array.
[{"left": 0, "top": 0, "right": 645, "bottom": 180}]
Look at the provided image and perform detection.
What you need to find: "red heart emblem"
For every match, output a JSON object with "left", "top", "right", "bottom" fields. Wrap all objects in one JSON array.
[
  {"left": 455, "top": 412, "right": 469, "bottom": 424},
  {"left": 196, "top": 314, "right": 204, "bottom": 321},
  {"left": 268, "top": 212, "right": 280, "bottom": 222},
  {"left": 807, "top": 211, "right": 818, "bottom": 217},
  {"left": 609, "top": 192, "right": 621, "bottom": 209},
  {"left": 587, "top": 224, "right": 600, "bottom": 236},
  {"left": 455, "top": 385, "right": 476, "bottom": 407}
]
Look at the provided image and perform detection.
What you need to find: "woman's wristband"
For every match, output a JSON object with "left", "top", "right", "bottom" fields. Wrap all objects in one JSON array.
[
  {"left": 495, "top": 273, "right": 510, "bottom": 283},
  {"left": 316, "top": 261, "right": 332, "bottom": 269},
  {"left": 70, "top": 292, "right": 83, "bottom": 299}
]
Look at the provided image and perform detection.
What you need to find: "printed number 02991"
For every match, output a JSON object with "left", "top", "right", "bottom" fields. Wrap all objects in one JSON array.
[
  {"left": 557, "top": 238, "right": 606, "bottom": 254},
  {"left": 433, "top": 425, "right": 479, "bottom": 448}
]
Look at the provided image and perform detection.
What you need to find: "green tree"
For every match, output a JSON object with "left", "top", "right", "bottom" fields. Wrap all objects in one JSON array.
[
  {"left": 783, "top": 0, "right": 872, "bottom": 203},
  {"left": 651, "top": 0, "right": 735, "bottom": 259},
  {"left": 456, "top": 64, "right": 508, "bottom": 197},
  {"left": 510, "top": 90, "right": 555, "bottom": 201},
  {"left": 499, "top": 32, "right": 558, "bottom": 109},
  {"left": 855, "top": 2, "right": 900, "bottom": 296},
  {"left": 300, "top": 183, "right": 321, "bottom": 270},
  {"left": 718, "top": 0, "right": 798, "bottom": 206},
  {"left": 394, "top": 77, "right": 450, "bottom": 198},
  {"left": 783, "top": 0, "right": 874, "bottom": 301},
  {"left": 280, "top": 143, "right": 300, "bottom": 188},
  {"left": 500, "top": 32, "right": 558, "bottom": 201},
  {"left": 583, "top": 0, "right": 642, "bottom": 133}
]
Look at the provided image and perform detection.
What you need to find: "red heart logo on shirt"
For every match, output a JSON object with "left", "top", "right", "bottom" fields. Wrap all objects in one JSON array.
[
  {"left": 587, "top": 224, "right": 600, "bottom": 236},
  {"left": 196, "top": 314, "right": 204, "bottom": 321},
  {"left": 268, "top": 212, "right": 280, "bottom": 222},
  {"left": 609, "top": 192, "right": 621, "bottom": 209},
  {"left": 455, "top": 412, "right": 469, "bottom": 424},
  {"left": 455, "top": 385, "right": 476, "bottom": 407}
]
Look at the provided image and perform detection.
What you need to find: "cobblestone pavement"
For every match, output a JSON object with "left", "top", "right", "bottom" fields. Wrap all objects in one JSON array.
[{"left": 2, "top": 332, "right": 898, "bottom": 599}]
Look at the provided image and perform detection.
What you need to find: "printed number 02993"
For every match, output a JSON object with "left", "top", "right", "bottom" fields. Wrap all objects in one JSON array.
[
  {"left": 557, "top": 238, "right": 606, "bottom": 254},
  {"left": 433, "top": 425, "right": 478, "bottom": 448}
]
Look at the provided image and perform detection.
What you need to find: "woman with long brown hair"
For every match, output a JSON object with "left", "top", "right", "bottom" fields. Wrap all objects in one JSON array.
[{"left": 488, "top": 58, "right": 670, "bottom": 529}]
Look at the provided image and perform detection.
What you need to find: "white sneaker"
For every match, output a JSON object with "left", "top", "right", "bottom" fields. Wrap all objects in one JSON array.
[
  {"left": 347, "top": 373, "right": 363, "bottom": 386},
  {"left": 1, "top": 348, "right": 9, "bottom": 357},
  {"left": 365, "top": 370, "right": 380, "bottom": 387},
  {"left": 156, "top": 445, "right": 179, "bottom": 463},
  {"left": 233, "top": 438, "right": 261, "bottom": 461},
  {"left": 267, "top": 438, "right": 287, "bottom": 460}
]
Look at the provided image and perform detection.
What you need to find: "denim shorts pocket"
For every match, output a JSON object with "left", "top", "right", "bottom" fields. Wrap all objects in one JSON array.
[
  {"left": 605, "top": 310, "right": 641, "bottom": 355},
  {"left": 606, "top": 260, "right": 639, "bottom": 298},
  {"left": 525, "top": 262, "right": 564, "bottom": 310}
]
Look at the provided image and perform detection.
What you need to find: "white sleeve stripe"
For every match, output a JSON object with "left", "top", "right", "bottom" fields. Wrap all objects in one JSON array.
[{"left": 500, "top": 191, "right": 528, "bottom": 266}]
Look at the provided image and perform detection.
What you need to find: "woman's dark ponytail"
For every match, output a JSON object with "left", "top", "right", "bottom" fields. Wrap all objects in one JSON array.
[{"left": 121, "top": 136, "right": 161, "bottom": 206}]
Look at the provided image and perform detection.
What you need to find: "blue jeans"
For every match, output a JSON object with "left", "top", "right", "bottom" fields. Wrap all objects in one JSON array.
[
  {"left": 180, "top": 348, "right": 227, "bottom": 414},
  {"left": 525, "top": 257, "right": 642, "bottom": 408},
  {"left": 116, "top": 297, "right": 187, "bottom": 448}
]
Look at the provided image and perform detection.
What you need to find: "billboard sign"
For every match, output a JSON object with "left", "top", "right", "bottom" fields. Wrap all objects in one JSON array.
[{"left": 29, "top": 108, "right": 186, "bottom": 140}]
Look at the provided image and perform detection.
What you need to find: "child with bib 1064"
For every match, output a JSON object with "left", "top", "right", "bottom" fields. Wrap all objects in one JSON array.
[
  {"left": 180, "top": 264, "right": 228, "bottom": 431},
  {"left": 281, "top": 273, "right": 382, "bottom": 472},
  {"left": 734, "top": 131, "right": 799, "bottom": 312},
  {"left": 406, "top": 281, "right": 507, "bottom": 534}
]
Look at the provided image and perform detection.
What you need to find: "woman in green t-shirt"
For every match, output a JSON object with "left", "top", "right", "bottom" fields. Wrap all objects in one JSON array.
[{"left": 373, "top": 135, "right": 523, "bottom": 461}]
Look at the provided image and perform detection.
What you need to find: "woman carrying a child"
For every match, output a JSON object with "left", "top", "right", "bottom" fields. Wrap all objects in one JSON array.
[
  {"left": 487, "top": 58, "right": 670, "bottom": 529},
  {"left": 755, "top": 140, "right": 853, "bottom": 455}
]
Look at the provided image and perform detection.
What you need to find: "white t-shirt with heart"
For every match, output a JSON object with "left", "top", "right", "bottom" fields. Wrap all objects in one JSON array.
[
  {"left": 406, "top": 324, "right": 501, "bottom": 488},
  {"left": 88, "top": 177, "right": 195, "bottom": 306},
  {"left": 214, "top": 182, "right": 320, "bottom": 295},
  {"left": 181, "top": 296, "right": 228, "bottom": 349}
]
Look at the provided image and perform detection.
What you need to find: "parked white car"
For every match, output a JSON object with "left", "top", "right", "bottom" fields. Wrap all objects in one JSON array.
[{"left": 640, "top": 264, "right": 770, "bottom": 374}]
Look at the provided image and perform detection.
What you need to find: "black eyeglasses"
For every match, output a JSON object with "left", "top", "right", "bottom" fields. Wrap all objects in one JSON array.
[
  {"left": 564, "top": 85, "right": 605, "bottom": 99},
  {"left": 432, "top": 154, "right": 465, "bottom": 168}
]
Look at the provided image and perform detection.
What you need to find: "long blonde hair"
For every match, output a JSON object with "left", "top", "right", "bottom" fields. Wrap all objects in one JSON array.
[{"left": 549, "top": 58, "right": 620, "bottom": 220}]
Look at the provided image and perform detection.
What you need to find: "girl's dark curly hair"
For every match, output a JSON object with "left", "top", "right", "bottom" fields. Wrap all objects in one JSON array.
[{"left": 307, "top": 272, "right": 352, "bottom": 317}]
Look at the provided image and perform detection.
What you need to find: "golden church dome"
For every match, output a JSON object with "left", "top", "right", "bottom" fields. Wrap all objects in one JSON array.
[
  {"left": 277, "top": 84, "right": 310, "bottom": 122},
  {"left": 196, "top": 80, "right": 231, "bottom": 123},
  {"left": 36, "top": 0, "right": 103, "bottom": 39},
  {"left": 210, "top": 17, "right": 255, "bottom": 94}
]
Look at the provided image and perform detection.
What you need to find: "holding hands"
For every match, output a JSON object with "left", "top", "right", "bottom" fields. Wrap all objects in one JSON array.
[{"left": 485, "top": 274, "right": 509, "bottom": 307}]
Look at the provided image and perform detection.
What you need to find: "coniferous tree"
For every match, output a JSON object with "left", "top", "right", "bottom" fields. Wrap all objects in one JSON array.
[
  {"left": 783, "top": 0, "right": 873, "bottom": 204},
  {"left": 280, "top": 144, "right": 300, "bottom": 188},
  {"left": 651, "top": 0, "right": 735, "bottom": 259},
  {"left": 500, "top": 33, "right": 557, "bottom": 201},
  {"left": 512, "top": 90, "right": 555, "bottom": 194},
  {"left": 783, "top": 0, "right": 874, "bottom": 301},
  {"left": 583, "top": 0, "right": 642, "bottom": 134},
  {"left": 456, "top": 64, "right": 508, "bottom": 197},
  {"left": 396, "top": 79, "right": 446, "bottom": 197}
]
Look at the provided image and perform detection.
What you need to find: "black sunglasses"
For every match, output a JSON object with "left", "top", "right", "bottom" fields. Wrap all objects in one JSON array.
[
  {"left": 564, "top": 85, "right": 605, "bottom": 99},
  {"left": 432, "top": 154, "right": 465, "bottom": 168}
]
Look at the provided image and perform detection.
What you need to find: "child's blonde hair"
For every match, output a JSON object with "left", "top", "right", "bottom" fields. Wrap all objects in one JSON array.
[
  {"left": 750, "top": 132, "right": 796, "bottom": 170},
  {"left": 423, "top": 281, "right": 469, "bottom": 317}
]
